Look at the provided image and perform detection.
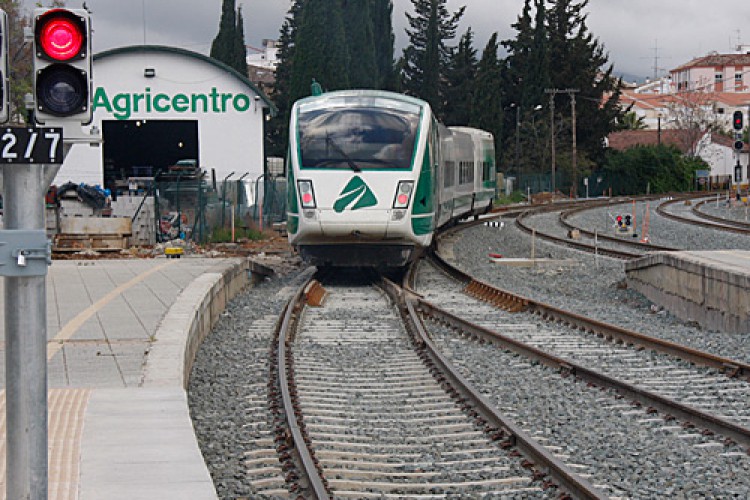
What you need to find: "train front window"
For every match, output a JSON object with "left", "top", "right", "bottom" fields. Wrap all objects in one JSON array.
[{"left": 298, "top": 104, "right": 420, "bottom": 170}]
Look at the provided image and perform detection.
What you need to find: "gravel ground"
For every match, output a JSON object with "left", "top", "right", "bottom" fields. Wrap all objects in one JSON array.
[
  {"left": 188, "top": 262, "right": 312, "bottom": 499},
  {"left": 189, "top": 199, "right": 750, "bottom": 498},
  {"left": 564, "top": 199, "right": 750, "bottom": 250},
  {"left": 428, "top": 321, "right": 750, "bottom": 498},
  {"left": 453, "top": 207, "right": 750, "bottom": 364},
  {"left": 699, "top": 198, "right": 750, "bottom": 223}
]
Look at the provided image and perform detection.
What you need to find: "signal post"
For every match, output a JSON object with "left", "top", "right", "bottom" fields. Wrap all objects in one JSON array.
[
  {"left": 1, "top": 8, "right": 94, "bottom": 499},
  {"left": 733, "top": 110, "right": 744, "bottom": 190}
]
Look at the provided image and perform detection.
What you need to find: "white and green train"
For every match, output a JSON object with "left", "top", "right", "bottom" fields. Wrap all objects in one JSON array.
[{"left": 287, "top": 89, "right": 496, "bottom": 267}]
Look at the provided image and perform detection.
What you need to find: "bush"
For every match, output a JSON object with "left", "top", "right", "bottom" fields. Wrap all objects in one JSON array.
[
  {"left": 600, "top": 144, "right": 706, "bottom": 195},
  {"left": 209, "top": 226, "right": 264, "bottom": 243}
]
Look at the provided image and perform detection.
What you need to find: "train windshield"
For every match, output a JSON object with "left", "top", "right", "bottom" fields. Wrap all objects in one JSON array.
[{"left": 297, "top": 100, "right": 421, "bottom": 170}]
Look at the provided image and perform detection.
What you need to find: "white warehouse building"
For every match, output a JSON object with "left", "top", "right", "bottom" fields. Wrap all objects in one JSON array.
[{"left": 58, "top": 45, "right": 275, "bottom": 191}]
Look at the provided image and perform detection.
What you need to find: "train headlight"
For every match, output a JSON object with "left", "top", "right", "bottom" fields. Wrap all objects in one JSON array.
[
  {"left": 391, "top": 209, "right": 406, "bottom": 221},
  {"left": 393, "top": 181, "right": 414, "bottom": 209},
  {"left": 297, "top": 180, "right": 316, "bottom": 209}
]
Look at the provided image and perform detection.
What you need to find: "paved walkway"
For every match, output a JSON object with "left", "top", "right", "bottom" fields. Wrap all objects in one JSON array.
[{"left": 0, "top": 256, "right": 246, "bottom": 499}]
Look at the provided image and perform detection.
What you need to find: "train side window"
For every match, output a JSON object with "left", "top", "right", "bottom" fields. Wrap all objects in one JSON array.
[
  {"left": 444, "top": 161, "right": 455, "bottom": 187},
  {"left": 459, "top": 161, "right": 474, "bottom": 184}
]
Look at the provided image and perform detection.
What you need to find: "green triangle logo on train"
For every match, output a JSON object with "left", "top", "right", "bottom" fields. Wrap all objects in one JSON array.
[{"left": 334, "top": 176, "right": 378, "bottom": 213}]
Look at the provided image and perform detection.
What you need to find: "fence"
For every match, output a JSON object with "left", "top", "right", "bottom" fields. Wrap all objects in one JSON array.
[{"left": 151, "top": 174, "right": 287, "bottom": 244}]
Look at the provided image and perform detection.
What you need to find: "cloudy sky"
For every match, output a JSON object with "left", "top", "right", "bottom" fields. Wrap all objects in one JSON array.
[{"left": 24, "top": 0, "right": 750, "bottom": 81}]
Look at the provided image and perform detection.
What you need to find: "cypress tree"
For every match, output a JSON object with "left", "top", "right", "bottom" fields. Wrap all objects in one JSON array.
[
  {"left": 341, "top": 0, "right": 377, "bottom": 88},
  {"left": 268, "top": 0, "right": 305, "bottom": 157},
  {"left": 401, "top": 0, "right": 464, "bottom": 119},
  {"left": 371, "top": 0, "right": 397, "bottom": 90},
  {"left": 546, "top": 0, "right": 622, "bottom": 169},
  {"left": 210, "top": 0, "right": 247, "bottom": 75},
  {"left": 500, "top": 0, "right": 550, "bottom": 175},
  {"left": 443, "top": 28, "right": 477, "bottom": 126},
  {"left": 290, "top": 0, "right": 350, "bottom": 103},
  {"left": 470, "top": 33, "right": 504, "bottom": 166},
  {"left": 233, "top": 7, "right": 248, "bottom": 77}
]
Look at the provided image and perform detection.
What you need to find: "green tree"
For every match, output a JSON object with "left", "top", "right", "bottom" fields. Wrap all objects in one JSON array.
[
  {"left": 443, "top": 28, "right": 477, "bottom": 126},
  {"left": 371, "top": 0, "right": 396, "bottom": 89},
  {"left": 619, "top": 111, "right": 647, "bottom": 130},
  {"left": 289, "top": 0, "right": 349, "bottom": 103},
  {"left": 233, "top": 7, "right": 248, "bottom": 76},
  {"left": 602, "top": 144, "right": 702, "bottom": 195},
  {"left": 499, "top": 0, "right": 551, "bottom": 180},
  {"left": 1, "top": 0, "right": 64, "bottom": 123},
  {"left": 470, "top": 33, "right": 504, "bottom": 167},
  {"left": 210, "top": 0, "right": 247, "bottom": 76},
  {"left": 267, "top": 0, "right": 305, "bottom": 157},
  {"left": 546, "top": 0, "right": 622, "bottom": 167},
  {"left": 401, "top": 0, "right": 464, "bottom": 119},
  {"left": 2, "top": 0, "right": 31, "bottom": 123},
  {"left": 341, "top": 0, "right": 377, "bottom": 88}
]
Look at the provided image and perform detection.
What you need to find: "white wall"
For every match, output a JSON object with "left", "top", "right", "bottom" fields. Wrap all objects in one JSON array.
[{"left": 58, "top": 48, "right": 270, "bottom": 186}]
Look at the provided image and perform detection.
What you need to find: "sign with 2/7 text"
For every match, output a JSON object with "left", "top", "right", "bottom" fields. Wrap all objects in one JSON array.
[{"left": 1, "top": 127, "right": 63, "bottom": 164}]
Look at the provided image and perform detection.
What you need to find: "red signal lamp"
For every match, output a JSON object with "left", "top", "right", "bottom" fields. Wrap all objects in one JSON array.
[{"left": 36, "top": 10, "right": 86, "bottom": 61}]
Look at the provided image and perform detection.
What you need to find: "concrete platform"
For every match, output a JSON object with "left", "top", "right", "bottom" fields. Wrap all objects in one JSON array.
[
  {"left": 625, "top": 250, "right": 750, "bottom": 334},
  {"left": 0, "top": 256, "right": 263, "bottom": 499}
]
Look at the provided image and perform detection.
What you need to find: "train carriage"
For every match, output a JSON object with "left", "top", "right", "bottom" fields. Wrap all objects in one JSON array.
[{"left": 287, "top": 89, "right": 495, "bottom": 268}]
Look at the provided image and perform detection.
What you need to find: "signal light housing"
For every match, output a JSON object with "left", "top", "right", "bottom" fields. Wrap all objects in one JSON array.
[
  {"left": 393, "top": 181, "right": 414, "bottom": 209},
  {"left": 0, "top": 9, "right": 8, "bottom": 124},
  {"left": 733, "top": 110, "right": 743, "bottom": 131},
  {"left": 298, "top": 180, "right": 317, "bottom": 209},
  {"left": 33, "top": 8, "right": 92, "bottom": 125}
]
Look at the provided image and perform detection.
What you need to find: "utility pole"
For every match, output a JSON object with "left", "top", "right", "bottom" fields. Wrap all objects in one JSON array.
[
  {"left": 571, "top": 92, "right": 578, "bottom": 198},
  {"left": 545, "top": 88, "right": 580, "bottom": 196}
]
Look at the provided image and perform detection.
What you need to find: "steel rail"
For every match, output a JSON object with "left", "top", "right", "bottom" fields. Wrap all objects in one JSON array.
[
  {"left": 657, "top": 197, "right": 750, "bottom": 235},
  {"left": 429, "top": 251, "right": 750, "bottom": 381},
  {"left": 382, "top": 275, "right": 608, "bottom": 500},
  {"left": 275, "top": 276, "right": 331, "bottom": 500},
  {"left": 515, "top": 208, "right": 642, "bottom": 260},
  {"left": 692, "top": 198, "right": 750, "bottom": 231},
  {"left": 414, "top": 297, "right": 750, "bottom": 449},
  {"left": 558, "top": 205, "right": 676, "bottom": 252}
]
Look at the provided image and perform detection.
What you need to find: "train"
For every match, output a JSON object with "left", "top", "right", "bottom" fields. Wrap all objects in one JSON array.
[{"left": 286, "top": 89, "right": 496, "bottom": 267}]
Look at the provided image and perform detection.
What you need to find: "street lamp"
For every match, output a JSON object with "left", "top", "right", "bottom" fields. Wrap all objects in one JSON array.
[
  {"left": 515, "top": 104, "right": 543, "bottom": 191},
  {"left": 510, "top": 104, "right": 520, "bottom": 179}
]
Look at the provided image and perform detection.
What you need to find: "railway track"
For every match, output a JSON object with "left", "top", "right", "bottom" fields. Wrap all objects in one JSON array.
[
  {"left": 271, "top": 271, "right": 606, "bottom": 499},
  {"left": 513, "top": 199, "right": 662, "bottom": 260},
  {"left": 657, "top": 197, "right": 750, "bottom": 235},
  {"left": 404, "top": 254, "right": 750, "bottom": 496}
]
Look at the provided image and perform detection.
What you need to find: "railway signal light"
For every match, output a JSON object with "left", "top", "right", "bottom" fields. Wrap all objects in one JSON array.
[
  {"left": 615, "top": 215, "right": 623, "bottom": 228},
  {"left": 0, "top": 9, "right": 8, "bottom": 124},
  {"left": 624, "top": 214, "right": 632, "bottom": 227},
  {"left": 32, "top": 8, "right": 92, "bottom": 125},
  {"left": 733, "top": 111, "right": 744, "bottom": 131}
]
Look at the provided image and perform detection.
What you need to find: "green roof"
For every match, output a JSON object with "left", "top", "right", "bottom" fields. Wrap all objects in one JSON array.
[{"left": 94, "top": 45, "right": 277, "bottom": 116}]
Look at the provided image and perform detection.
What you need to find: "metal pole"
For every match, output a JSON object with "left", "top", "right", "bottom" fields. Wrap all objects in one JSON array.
[
  {"left": 549, "top": 93, "right": 555, "bottom": 194},
  {"left": 515, "top": 105, "right": 520, "bottom": 180},
  {"left": 4, "top": 163, "right": 57, "bottom": 500},
  {"left": 571, "top": 93, "right": 577, "bottom": 198}
]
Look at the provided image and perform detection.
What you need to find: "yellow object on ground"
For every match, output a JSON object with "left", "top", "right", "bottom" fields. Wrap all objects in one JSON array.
[{"left": 164, "top": 247, "right": 184, "bottom": 258}]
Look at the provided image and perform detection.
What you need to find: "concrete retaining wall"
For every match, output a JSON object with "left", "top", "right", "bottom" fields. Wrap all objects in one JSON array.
[
  {"left": 143, "top": 258, "right": 255, "bottom": 388},
  {"left": 626, "top": 251, "right": 750, "bottom": 334}
]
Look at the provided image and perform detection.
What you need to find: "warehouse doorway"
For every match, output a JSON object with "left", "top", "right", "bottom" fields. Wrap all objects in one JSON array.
[{"left": 102, "top": 119, "right": 199, "bottom": 194}]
